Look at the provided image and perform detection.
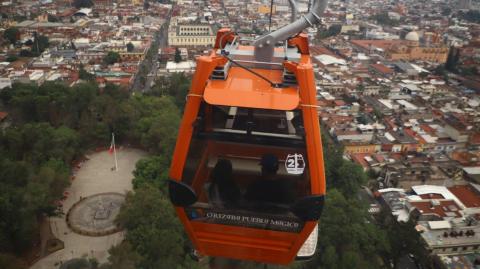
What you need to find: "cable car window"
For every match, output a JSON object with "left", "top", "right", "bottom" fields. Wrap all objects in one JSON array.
[
  {"left": 181, "top": 104, "right": 310, "bottom": 232},
  {"left": 212, "top": 106, "right": 304, "bottom": 138}
]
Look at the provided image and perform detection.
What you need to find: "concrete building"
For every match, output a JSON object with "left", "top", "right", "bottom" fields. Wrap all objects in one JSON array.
[
  {"left": 0, "top": 78, "right": 12, "bottom": 90},
  {"left": 378, "top": 184, "right": 480, "bottom": 255},
  {"left": 163, "top": 61, "right": 196, "bottom": 74},
  {"left": 351, "top": 32, "right": 449, "bottom": 63},
  {"left": 168, "top": 22, "right": 216, "bottom": 47}
]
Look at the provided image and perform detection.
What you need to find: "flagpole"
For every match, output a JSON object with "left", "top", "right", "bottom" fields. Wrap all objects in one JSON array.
[{"left": 113, "top": 132, "right": 118, "bottom": 171}]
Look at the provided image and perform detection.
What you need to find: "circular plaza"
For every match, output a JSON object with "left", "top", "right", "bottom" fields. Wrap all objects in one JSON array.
[
  {"left": 66, "top": 192, "right": 125, "bottom": 236},
  {"left": 30, "top": 148, "right": 147, "bottom": 269}
]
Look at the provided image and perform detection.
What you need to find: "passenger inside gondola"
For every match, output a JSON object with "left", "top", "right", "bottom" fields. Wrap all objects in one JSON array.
[
  {"left": 182, "top": 104, "right": 310, "bottom": 218},
  {"left": 208, "top": 159, "right": 241, "bottom": 208},
  {"left": 245, "top": 154, "right": 295, "bottom": 206}
]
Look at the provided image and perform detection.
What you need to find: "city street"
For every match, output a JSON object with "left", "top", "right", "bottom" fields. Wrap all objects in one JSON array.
[{"left": 132, "top": 8, "right": 172, "bottom": 93}]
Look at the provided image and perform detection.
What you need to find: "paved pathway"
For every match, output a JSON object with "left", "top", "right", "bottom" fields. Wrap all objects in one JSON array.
[{"left": 30, "top": 148, "right": 147, "bottom": 269}]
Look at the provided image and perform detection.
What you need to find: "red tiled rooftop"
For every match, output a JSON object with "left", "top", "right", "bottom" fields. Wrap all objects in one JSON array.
[
  {"left": 370, "top": 63, "right": 394, "bottom": 74},
  {"left": 404, "top": 128, "right": 428, "bottom": 144},
  {"left": 403, "top": 128, "right": 417, "bottom": 137},
  {"left": 470, "top": 133, "right": 480, "bottom": 145},
  {"left": 410, "top": 200, "right": 462, "bottom": 218},
  {"left": 310, "top": 46, "right": 337, "bottom": 57},
  {"left": 389, "top": 153, "right": 404, "bottom": 161},
  {"left": 373, "top": 154, "right": 386, "bottom": 163},
  {"left": 350, "top": 153, "right": 370, "bottom": 168},
  {"left": 420, "top": 124, "right": 436, "bottom": 135},
  {"left": 335, "top": 130, "right": 360, "bottom": 136},
  {"left": 322, "top": 114, "right": 354, "bottom": 126},
  {"left": 448, "top": 185, "right": 480, "bottom": 208},
  {"left": 385, "top": 118, "right": 398, "bottom": 130},
  {"left": 432, "top": 109, "right": 444, "bottom": 117},
  {"left": 317, "top": 100, "right": 328, "bottom": 107},
  {"left": 450, "top": 151, "right": 480, "bottom": 166},
  {"left": 161, "top": 47, "right": 176, "bottom": 54}
]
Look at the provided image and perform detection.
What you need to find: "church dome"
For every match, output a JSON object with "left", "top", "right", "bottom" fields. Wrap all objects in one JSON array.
[{"left": 405, "top": 31, "right": 419, "bottom": 42}]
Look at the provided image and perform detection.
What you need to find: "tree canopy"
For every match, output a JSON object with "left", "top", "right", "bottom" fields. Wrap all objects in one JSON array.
[
  {"left": 106, "top": 73, "right": 197, "bottom": 269},
  {"left": 79, "top": 65, "right": 96, "bottom": 82},
  {"left": 0, "top": 80, "right": 187, "bottom": 267},
  {"left": 151, "top": 73, "right": 191, "bottom": 108},
  {"left": 126, "top": 42, "right": 134, "bottom": 53},
  {"left": 174, "top": 48, "right": 182, "bottom": 63},
  {"left": 317, "top": 24, "right": 342, "bottom": 39},
  {"left": 458, "top": 10, "right": 480, "bottom": 23},
  {"left": 370, "top": 12, "right": 400, "bottom": 26},
  {"left": 6, "top": 55, "right": 18, "bottom": 62},
  {"left": 32, "top": 34, "right": 49, "bottom": 55},
  {"left": 3, "top": 27, "right": 19, "bottom": 45},
  {"left": 115, "top": 186, "right": 200, "bottom": 269},
  {"left": 445, "top": 46, "right": 460, "bottom": 72},
  {"left": 103, "top": 51, "right": 121, "bottom": 65},
  {"left": 73, "top": 0, "right": 94, "bottom": 9}
]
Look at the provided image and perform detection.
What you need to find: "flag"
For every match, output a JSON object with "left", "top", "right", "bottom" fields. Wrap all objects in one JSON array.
[{"left": 108, "top": 134, "right": 114, "bottom": 154}]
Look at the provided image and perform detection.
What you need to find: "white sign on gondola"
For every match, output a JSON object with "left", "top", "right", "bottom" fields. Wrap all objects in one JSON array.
[{"left": 285, "top": 153, "right": 305, "bottom": 174}]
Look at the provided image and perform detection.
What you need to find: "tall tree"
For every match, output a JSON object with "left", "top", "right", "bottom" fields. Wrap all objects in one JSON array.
[
  {"left": 305, "top": 189, "right": 390, "bottom": 269},
  {"left": 445, "top": 46, "right": 459, "bottom": 72},
  {"left": 3, "top": 27, "right": 19, "bottom": 45},
  {"left": 103, "top": 51, "right": 121, "bottom": 65},
  {"left": 32, "top": 33, "right": 49, "bottom": 55},
  {"left": 78, "top": 65, "right": 96, "bottom": 82},
  {"left": 126, "top": 42, "right": 134, "bottom": 53},
  {"left": 47, "top": 14, "right": 59, "bottom": 22},
  {"left": 115, "top": 186, "right": 201, "bottom": 269},
  {"left": 99, "top": 242, "right": 142, "bottom": 269},
  {"left": 131, "top": 155, "right": 170, "bottom": 190},
  {"left": 174, "top": 48, "right": 182, "bottom": 63}
]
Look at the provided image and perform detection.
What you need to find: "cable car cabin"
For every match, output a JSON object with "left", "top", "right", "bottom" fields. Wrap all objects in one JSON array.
[{"left": 168, "top": 20, "right": 327, "bottom": 265}]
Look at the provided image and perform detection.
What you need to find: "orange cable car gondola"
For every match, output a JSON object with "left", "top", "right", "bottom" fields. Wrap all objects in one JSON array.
[{"left": 168, "top": 0, "right": 328, "bottom": 265}]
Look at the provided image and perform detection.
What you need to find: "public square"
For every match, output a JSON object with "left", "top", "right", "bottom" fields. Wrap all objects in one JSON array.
[{"left": 30, "top": 148, "right": 147, "bottom": 269}]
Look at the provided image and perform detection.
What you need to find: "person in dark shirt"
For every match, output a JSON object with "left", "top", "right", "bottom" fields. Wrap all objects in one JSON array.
[
  {"left": 208, "top": 159, "right": 241, "bottom": 208},
  {"left": 245, "top": 154, "right": 295, "bottom": 207}
]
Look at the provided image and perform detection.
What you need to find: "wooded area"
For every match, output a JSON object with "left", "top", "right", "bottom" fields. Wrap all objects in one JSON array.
[{"left": 0, "top": 75, "right": 187, "bottom": 268}]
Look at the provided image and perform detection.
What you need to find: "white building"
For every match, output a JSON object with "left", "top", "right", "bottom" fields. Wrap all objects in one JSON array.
[
  {"left": 0, "top": 77, "right": 12, "bottom": 90},
  {"left": 168, "top": 21, "right": 216, "bottom": 47},
  {"left": 165, "top": 61, "right": 196, "bottom": 73}
]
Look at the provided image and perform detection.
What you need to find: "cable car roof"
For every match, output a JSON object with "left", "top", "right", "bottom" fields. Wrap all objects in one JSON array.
[{"left": 204, "top": 67, "right": 300, "bottom": 111}]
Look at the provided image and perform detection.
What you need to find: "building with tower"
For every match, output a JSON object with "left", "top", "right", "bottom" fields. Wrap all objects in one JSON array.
[{"left": 351, "top": 31, "right": 449, "bottom": 63}]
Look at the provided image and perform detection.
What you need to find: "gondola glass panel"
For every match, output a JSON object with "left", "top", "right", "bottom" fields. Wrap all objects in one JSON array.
[{"left": 181, "top": 103, "right": 310, "bottom": 233}]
